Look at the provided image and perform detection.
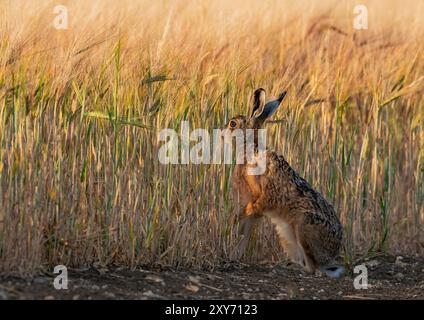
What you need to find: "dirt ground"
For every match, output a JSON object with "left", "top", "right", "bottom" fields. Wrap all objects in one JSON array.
[{"left": 1, "top": 255, "right": 423, "bottom": 300}]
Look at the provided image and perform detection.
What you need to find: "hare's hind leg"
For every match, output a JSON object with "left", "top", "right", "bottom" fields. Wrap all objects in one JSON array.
[
  {"left": 294, "top": 225, "right": 318, "bottom": 274},
  {"left": 297, "top": 242, "right": 317, "bottom": 274},
  {"left": 270, "top": 216, "right": 306, "bottom": 267}
]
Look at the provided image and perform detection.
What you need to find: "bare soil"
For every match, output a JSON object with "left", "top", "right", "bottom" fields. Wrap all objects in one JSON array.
[{"left": 1, "top": 255, "right": 423, "bottom": 300}]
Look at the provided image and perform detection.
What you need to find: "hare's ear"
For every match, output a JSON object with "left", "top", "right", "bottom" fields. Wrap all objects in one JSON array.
[
  {"left": 254, "top": 90, "right": 287, "bottom": 125},
  {"left": 250, "top": 88, "right": 266, "bottom": 118}
]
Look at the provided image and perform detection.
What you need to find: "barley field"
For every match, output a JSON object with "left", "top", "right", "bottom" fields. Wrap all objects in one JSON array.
[{"left": 0, "top": 0, "right": 423, "bottom": 275}]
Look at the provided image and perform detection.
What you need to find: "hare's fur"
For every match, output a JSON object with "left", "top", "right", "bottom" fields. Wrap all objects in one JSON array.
[{"left": 228, "top": 88, "right": 343, "bottom": 275}]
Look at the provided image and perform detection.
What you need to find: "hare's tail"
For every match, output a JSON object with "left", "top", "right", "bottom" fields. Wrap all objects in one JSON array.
[{"left": 319, "top": 265, "right": 345, "bottom": 278}]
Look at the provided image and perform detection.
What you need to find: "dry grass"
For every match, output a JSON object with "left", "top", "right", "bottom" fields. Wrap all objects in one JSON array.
[{"left": 0, "top": 0, "right": 423, "bottom": 275}]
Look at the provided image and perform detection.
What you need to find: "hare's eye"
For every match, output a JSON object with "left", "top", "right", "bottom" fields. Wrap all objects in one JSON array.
[{"left": 229, "top": 120, "right": 237, "bottom": 128}]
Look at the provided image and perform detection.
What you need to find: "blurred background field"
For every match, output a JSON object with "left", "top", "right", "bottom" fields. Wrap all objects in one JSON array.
[{"left": 0, "top": 0, "right": 423, "bottom": 274}]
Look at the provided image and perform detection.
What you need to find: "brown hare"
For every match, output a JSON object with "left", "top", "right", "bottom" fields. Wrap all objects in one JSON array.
[{"left": 225, "top": 88, "right": 344, "bottom": 278}]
